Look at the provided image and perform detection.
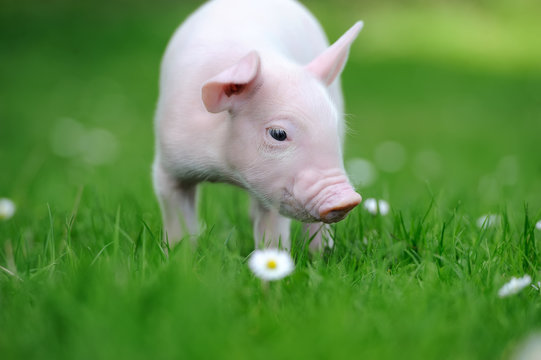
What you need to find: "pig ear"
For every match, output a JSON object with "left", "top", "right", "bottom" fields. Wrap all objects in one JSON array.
[
  {"left": 201, "top": 51, "right": 261, "bottom": 113},
  {"left": 306, "top": 21, "right": 363, "bottom": 86}
]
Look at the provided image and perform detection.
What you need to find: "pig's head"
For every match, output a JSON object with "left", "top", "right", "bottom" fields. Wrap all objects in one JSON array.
[{"left": 201, "top": 22, "right": 363, "bottom": 223}]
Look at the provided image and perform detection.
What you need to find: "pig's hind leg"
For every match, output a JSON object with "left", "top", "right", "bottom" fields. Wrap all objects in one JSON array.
[
  {"left": 153, "top": 163, "right": 199, "bottom": 248},
  {"left": 250, "top": 199, "right": 291, "bottom": 251},
  {"left": 303, "top": 223, "right": 334, "bottom": 252}
]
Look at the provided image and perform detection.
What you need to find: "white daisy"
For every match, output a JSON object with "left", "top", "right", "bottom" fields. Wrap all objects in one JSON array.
[
  {"left": 498, "top": 275, "right": 532, "bottom": 298},
  {"left": 476, "top": 214, "right": 500, "bottom": 228},
  {"left": 363, "top": 198, "right": 390, "bottom": 216},
  {"left": 0, "top": 198, "right": 16, "bottom": 220},
  {"left": 248, "top": 249, "right": 294, "bottom": 281},
  {"left": 536, "top": 220, "right": 541, "bottom": 231}
]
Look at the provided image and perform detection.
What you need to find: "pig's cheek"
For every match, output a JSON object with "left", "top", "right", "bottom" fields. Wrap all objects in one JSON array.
[
  {"left": 259, "top": 146, "right": 298, "bottom": 189},
  {"left": 258, "top": 141, "right": 296, "bottom": 161}
]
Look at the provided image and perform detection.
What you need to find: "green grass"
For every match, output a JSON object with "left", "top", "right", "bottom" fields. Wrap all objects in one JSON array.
[{"left": 1, "top": 0, "right": 541, "bottom": 359}]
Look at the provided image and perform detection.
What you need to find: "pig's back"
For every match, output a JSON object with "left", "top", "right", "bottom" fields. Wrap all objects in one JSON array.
[
  {"left": 158, "top": 0, "right": 341, "bottom": 113},
  {"left": 165, "top": 0, "right": 330, "bottom": 68}
]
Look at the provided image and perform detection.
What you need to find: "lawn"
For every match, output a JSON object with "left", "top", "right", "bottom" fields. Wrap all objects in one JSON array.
[{"left": 1, "top": 0, "right": 541, "bottom": 359}]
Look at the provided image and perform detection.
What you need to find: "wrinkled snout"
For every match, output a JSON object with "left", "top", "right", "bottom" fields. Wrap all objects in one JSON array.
[
  {"left": 318, "top": 187, "right": 362, "bottom": 223},
  {"left": 284, "top": 169, "right": 362, "bottom": 223}
]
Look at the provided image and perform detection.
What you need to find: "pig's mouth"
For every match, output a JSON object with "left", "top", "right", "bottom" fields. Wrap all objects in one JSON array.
[{"left": 279, "top": 188, "right": 320, "bottom": 223}]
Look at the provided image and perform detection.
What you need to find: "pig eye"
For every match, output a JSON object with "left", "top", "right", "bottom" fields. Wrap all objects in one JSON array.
[{"left": 268, "top": 128, "right": 287, "bottom": 141}]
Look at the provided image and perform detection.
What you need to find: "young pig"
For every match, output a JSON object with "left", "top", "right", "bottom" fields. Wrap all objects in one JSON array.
[{"left": 153, "top": 0, "right": 363, "bottom": 251}]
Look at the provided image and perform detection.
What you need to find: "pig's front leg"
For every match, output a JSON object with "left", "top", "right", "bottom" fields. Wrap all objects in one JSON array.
[
  {"left": 250, "top": 199, "right": 291, "bottom": 250},
  {"left": 303, "top": 223, "right": 334, "bottom": 252},
  {"left": 153, "top": 164, "right": 199, "bottom": 247}
]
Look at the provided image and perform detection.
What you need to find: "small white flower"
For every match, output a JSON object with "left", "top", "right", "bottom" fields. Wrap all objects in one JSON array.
[
  {"left": 363, "top": 198, "right": 390, "bottom": 216},
  {"left": 248, "top": 249, "right": 294, "bottom": 281},
  {"left": 0, "top": 198, "right": 16, "bottom": 220},
  {"left": 536, "top": 220, "right": 541, "bottom": 231},
  {"left": 476, "top": 214, "right": 500, "bottom": 228},
  {"left": 498, "top": 275, "right": 532, "bottom": 298},
  {"left": 531, "top": 281, "right": 541, "bottom": 291}
]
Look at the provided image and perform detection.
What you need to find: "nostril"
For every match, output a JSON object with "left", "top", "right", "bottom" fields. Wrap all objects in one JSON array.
[
  {"left": 319, "top": 195, "right": 361, "bottom": 223},
  {"left": 320, "top": 209, "right": 346, "bottom": 223}
]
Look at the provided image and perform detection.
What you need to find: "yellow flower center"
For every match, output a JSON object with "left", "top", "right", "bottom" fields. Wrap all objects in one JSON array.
[{"left": 266, "top": 259, "right": 277, "bottom": 269}]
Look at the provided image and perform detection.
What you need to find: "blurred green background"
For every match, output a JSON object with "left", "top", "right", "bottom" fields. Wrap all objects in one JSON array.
[{"left": 1, "top": 0, "right": 541, "bottom": 359}]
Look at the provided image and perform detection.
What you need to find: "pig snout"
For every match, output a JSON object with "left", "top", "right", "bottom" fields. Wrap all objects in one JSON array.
[
  {"left": 291, "top": 169, "right": 361, "bottom": 223},
  {"left": 317, "top": 184, "right": 362, "bottom": 223}
]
